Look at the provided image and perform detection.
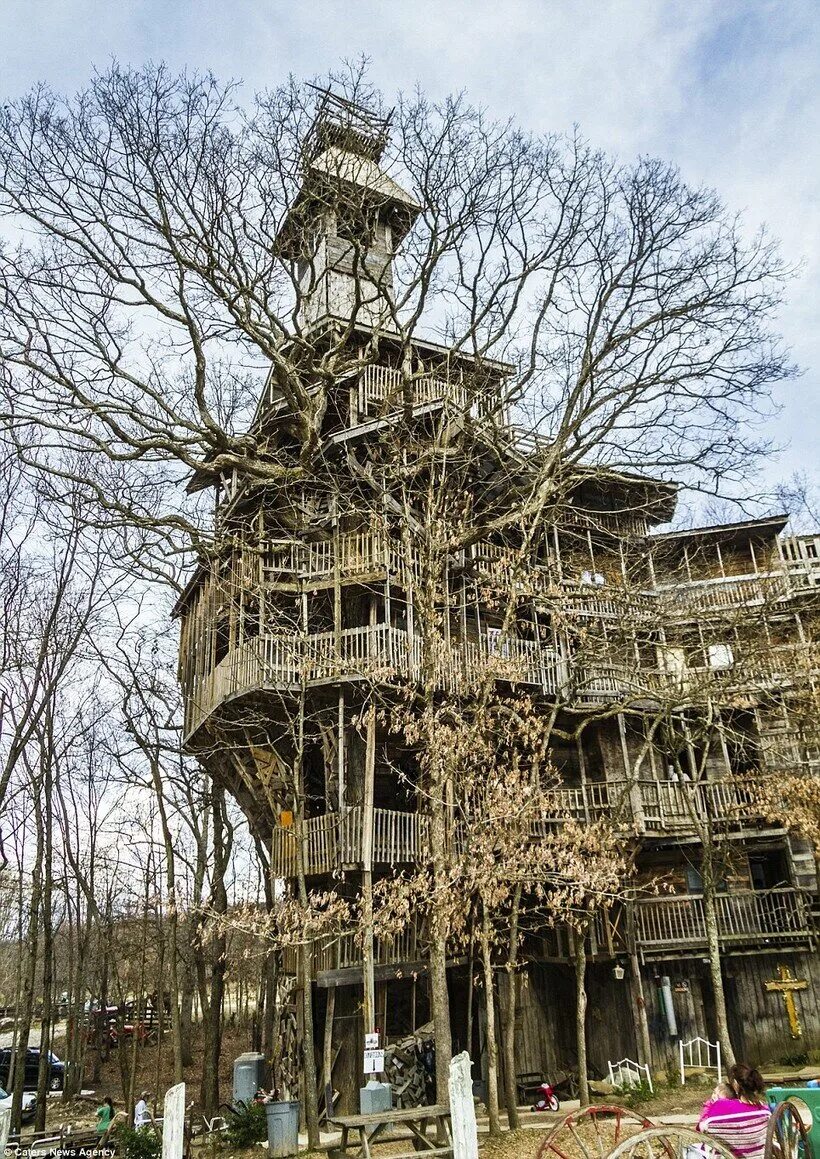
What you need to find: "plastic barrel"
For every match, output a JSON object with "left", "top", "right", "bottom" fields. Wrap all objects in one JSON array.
[{"left": 265, "top": 1100, "right": 300, "bottom": 1157}]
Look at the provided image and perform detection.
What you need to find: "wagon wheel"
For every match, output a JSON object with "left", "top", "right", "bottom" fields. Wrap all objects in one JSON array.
[
  {"left": 537, "top": 1105, "right": 657, "bottom": 1159},
  {"left": 608, "top": 1125, "right": 740, "bottom": 1159},
  {"left": 766, "top": 1099, "right": 814, "bottom": 1159}
]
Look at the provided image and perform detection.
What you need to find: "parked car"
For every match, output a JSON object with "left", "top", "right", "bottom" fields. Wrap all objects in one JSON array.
[
  {"left": 0, "top": 1048, "right": 65, "bottom": 1092},
  {"left": 0, "top": 1084, "right": 36, "bottom": 1122}
]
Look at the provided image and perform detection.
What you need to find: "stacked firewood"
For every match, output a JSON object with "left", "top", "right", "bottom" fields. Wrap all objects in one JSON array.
[{"left": 383, "top": 1023, "right": 435, "bottom": 1108}]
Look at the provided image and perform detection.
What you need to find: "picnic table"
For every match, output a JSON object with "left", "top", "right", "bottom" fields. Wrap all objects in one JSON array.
[{"left": 328, "top": 1103, "right": 453, "bottom": 1159}]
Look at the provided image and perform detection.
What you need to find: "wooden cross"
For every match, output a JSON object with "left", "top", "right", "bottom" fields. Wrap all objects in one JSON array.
[{"left": 765, "top": 964, "right": 808, "bottom": 1039}]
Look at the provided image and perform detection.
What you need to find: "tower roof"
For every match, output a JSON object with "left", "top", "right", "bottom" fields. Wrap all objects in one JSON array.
[{"left": 275, "top": 91, "right": 420, "bottom": 260}]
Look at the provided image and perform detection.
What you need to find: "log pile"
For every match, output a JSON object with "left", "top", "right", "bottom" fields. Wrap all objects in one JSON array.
[{"left": 383, "top": 1023, "right": 435, "bottom": 1108}]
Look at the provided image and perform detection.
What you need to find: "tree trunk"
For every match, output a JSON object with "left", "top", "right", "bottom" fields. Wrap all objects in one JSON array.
[
  {"left": 428, "top": 795, "right": 452, "bottom": 1107},
  {"left": 11, "top": 797, "right": 44, "bottom": 1133},
  {"left": 294, "top": 861, "right": 320, "bottom": 1145},
  {"left": 574, "top": 931, "right": 589, "bottom": 1108},
  {"left": 35, "top": 739, "right": 55, "bottom": 1133},
  {"left": 626, "top": 906, "right": 652, "bottom": 1068},
  {"left": 200, "top": 787, "right": 228, "bottom": 1117},
  {"left": 128, "top": 879, "right": 152, "bottom": 1120},
  {"left": 502, "top": 883, "right": 522, "bottom": 1130},
  {"left": 703, "top": 886, "right": 736, "bottom": 1067},
  {"left": 298, "top": 944, "right": 320, "bottom": 1145},
  {"left": 479, "top": 905, "right": 500, "bottom": 1135}
]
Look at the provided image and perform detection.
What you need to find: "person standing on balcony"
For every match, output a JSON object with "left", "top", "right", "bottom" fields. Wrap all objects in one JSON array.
[{"left": 697, "top": 1064, "right": 770, "bottom": 1159}]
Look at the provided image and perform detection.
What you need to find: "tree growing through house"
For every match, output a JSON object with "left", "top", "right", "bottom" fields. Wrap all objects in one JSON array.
[{"left": 0, "top": 62, "right": 799, "bottom": 1118}]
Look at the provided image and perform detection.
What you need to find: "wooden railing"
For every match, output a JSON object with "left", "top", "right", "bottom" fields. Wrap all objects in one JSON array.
[
  {"left": 634, "top": 888, "right": 811, "bottom": 951},
  {"left": 559, "top": 507, "right": 649, "bottom": 538},
  {"left": 262, "top": 529, "right": 400, "bottom": 582},
  {"left": 357, "top": 364, "right": 469, "bottom": 419},
  {"left": 271, "top": 807, "right": 430, "bottom": 878},
  {"left": 537, "top": 907, "right": 626, "bottom": 961},
  {"left": 571, "top": 663, "right": 668, "bottom": 706},
  {"left": 312, "top": 922, "right": 421, "bottom": 976},
  {"left": 270, "top": 775, "right": 777, "bottom": 881},
  {"left": 531, "top": 781, "right": 630, "bottom": 832},
  {"left": 184, "top": 626, "right": 565, "bottom": 735},
  {"left": 655, "top": 573, "right": 791, "bottom": 616},
  {"left": 636, "top": 779, "right": 766, "bottom": 832},
  {"left": 281, "top": 921, "right": 422, "bottom": 977}
]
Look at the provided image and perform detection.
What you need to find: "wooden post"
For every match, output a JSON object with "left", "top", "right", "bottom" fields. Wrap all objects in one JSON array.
[
  {"left": 322, "top": 988, "right": 336, "bottom": 1116},
  {"left": 626, "top": 907, "right": 652, "bottom": 1067},
  {"left": 449, "top": 1052, "right": 478, "bottom": 1159},
  {"left": 362, "top": 702, "right": 377, "bottom": 1038},
  {"left": 162, "top": 1082, "right": 186, "bottom": 1159},
  {"left": 0, "top": 1110, "right": 11, "bottom": 1154}
]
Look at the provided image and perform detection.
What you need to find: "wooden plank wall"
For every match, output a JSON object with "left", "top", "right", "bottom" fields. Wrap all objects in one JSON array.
[
  {"left": 497, "top": 965, "right": 575, "bottom": 1079},
  {"left": 726, "top": 951, "right": 820, "bottom": 1063},
  {"left": 637, "top": 952, "right": 820, "bottom": 1072},
  {"left": 497, "top": 962, "right": 638, "bottom": 1081}
]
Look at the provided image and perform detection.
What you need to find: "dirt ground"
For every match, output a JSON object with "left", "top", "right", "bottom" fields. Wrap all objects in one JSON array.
[
  {"left": 27, "top": 1036, "right": 786, "bottom": 1159},
  {"left": 37, "top": 1024, "right": 254, "bottom": 1135}
]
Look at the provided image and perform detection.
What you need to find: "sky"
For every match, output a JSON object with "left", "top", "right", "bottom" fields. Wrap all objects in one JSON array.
[{"left": 1, "top": 0, "right": 818, "bottom": 506}]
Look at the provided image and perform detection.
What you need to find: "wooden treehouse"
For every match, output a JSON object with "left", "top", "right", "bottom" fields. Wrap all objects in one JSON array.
[{"left": 175, "top": 92, "right": 820, "bottom": 1104}]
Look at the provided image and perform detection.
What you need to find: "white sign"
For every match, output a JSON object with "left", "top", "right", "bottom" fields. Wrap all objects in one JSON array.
[
  {"left": 365, "top": 1032, "right": 380, "bottom": 1050},
  {"left": 162, "top": 1082, "right": 186, "bottom": 1159},
  {"left": 363, "top": 1048, "right": 385, "bottom": 1074}
]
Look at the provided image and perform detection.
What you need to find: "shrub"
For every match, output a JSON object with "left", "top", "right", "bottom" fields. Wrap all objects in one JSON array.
[
  {"left": 225, "top": 1100, "right": 268, "bottom": 1147},
  {"left": 615, "top": 1079, "right": 655, "bottom": 1109},
  {"left": 113, "top": 1125, "right": 161, "bottom": 1159}
]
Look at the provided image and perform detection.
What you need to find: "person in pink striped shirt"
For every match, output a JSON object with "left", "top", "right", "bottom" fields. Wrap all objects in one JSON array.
[{"left": 697, "top": 1063, "right": 771, "bottom": 1159}]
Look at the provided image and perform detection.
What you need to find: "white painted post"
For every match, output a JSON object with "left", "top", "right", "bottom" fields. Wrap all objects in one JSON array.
[
  {"left": 162, "top": 1082, "right": 186, "bottom": 1159},
  {"left": 0, "top": 1108, "right": 11, "bottom": 1153},
  {"left": 679, "top": 1038, "right": 685, "bottom": 1085},
  {"left": 716, "top": 1041, "right": 722, "bottom": 1084},
  {"left": 449, "top": 1051, "right": 478, "bottom": 1159}
]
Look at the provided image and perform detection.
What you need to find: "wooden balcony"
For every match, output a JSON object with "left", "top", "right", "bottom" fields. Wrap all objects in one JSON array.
[
  {"left": 530, "top": 781, "right": 629, "bottom": 831},
  {"left": 270, "top": 777, "right": 775, "bottom": 885},
  {"left": 356, "top": 364, "right": 469, "bottom": 420},
  {"left": 571, "top": 663, "right": 667, "bottom": 707},
  {"left": 271, "top": 807, "right": 430, "bottom": 877},
  {"left": 536, "top": 906, "right": 626, "bottom": 962},
  {"left": 183, "top": 625, "right": 564, "bottom": 737},
  {"left": 634, "top": 888, "right": 813, "bottom": 956},
  {"left": 636, "top": 778, "right": 776, "bottom": 834},
  {"left": 655, "top": 572, "right": 792, "bottom": 619},
  {"left": 262, "top": 528, "right": 401, "bottom": 585},
  {"left": 680, "top": 644, "right": 818, "bottom": 696},
  {"left": 282, "top": 921, "right": 424, "bottom": 983}
]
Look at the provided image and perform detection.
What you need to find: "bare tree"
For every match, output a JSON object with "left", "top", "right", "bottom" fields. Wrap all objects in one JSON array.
[{"left": 0, "top": 63, "right": 799, "bottom": 1124}]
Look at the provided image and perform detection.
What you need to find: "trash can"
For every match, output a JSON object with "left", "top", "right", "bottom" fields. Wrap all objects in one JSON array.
[
  {"left": 233, "top": 1051, "right": 266, "bottom": 1104},
  {"left": 767, "top": 1088, "right": 820, "bottom": 1154},
  {"left": 265, "top": 1100, "right": 300, "bottom": 1157}
]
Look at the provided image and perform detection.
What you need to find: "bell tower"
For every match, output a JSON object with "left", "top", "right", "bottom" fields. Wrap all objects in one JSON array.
[{"left": 276, "top": 90, "right": 420, "bottom": 331}]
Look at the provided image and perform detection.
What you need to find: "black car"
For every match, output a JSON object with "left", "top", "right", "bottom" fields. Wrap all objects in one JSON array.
[{"left": 0, "top": 1047, "right": 65, "bottom": 1092}]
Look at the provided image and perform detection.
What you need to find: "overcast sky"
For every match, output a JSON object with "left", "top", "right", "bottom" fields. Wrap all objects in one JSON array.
[{"left": 2, "top": 0, "right": 817, "bottom": 504}]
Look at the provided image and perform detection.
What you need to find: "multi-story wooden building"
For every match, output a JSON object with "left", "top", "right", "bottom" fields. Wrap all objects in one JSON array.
[{"left": 175, "top": 93, "right": 820, "bottom": 1102}]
